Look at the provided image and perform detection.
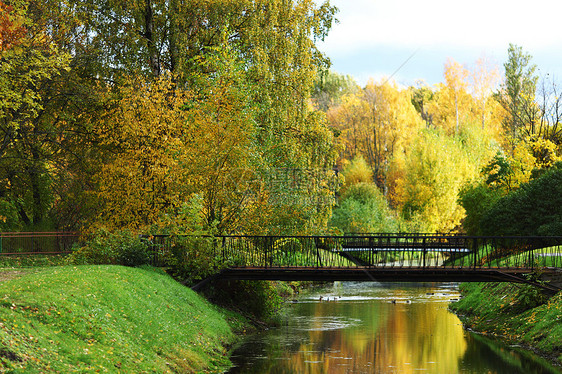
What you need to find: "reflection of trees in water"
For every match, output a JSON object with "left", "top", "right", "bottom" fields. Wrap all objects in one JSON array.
[{"left": 279, "top": 291, "right": 467, "bottom": 373}]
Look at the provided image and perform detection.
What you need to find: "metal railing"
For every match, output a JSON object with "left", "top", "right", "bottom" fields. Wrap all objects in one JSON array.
[
  {"left": 143, "top": 235, "right": 562, "bottom": 271},
  {"left": 0, "top": 232, "right": 79, "bottom": 255}
]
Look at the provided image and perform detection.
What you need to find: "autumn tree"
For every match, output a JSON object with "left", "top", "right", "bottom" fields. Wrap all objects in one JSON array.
[
  {"left": 73, "top": 1, "right": 340, "bottom": 234},
  {"left": 363, "top": 81, "right": 424, "bottom": 194},
  {"left": 328, "top": 80, "right": 423, "bottom": 197},
  {"left": 471, "top": 56, "right": 501, "bottom": 131},
  {"left": 0, "top": 1, "right": 75, "bottom": 229},
  {"left": 443, "top": 59, "right": 469, "bottom": 134},
  {"left": 398, "top": 129, "right": 480, "bottom": 233}
]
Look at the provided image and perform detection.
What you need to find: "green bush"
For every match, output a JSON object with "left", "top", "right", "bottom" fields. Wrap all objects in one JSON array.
[
  {"left": 68, "top": 229, "right": 150, "bottom": 267},
  {"left": 331, "top": 182, "right": 400, "bottom": 234},
  {"left": 480, "top": 165, "right": 562, "bottom": 236},
  {"left": 162, "top": 236, "right": 225, "bottom": 286},
  {"left": 514, "top": 283, "right": 549, "bottom": 311}
]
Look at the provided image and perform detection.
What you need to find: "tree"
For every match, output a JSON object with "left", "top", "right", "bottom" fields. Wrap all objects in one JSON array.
[
  {"left": 1, "top": 0, "right": 339, "bottom": 234},
  {"left": 410, "top": 81, "right": 434, "bottom": 127},
  {"left": 90, "top": 50, "right": 271, "bottom": 233},
  {"left": 398, "top": 129, "right": 478, "bottom": 233},
  {"left": 331, "top": 156, "right": 399, "bottom": 233},
  {"left": 443, "top": 59, "right": 469, "bottom": 134},
  {"left": 330, "top": 182, "right": 400, "bottom": 234},
  {"left": 312, "top": 70, "right": 360, "bottom": 111},
  {"left": 328, "top": 80, "right": 423, "bottom": 196},
  {"left": 533, "top": 75, "right": 562, "bottom": 146},
  {"left": 497, "top": 44, "right": 539, "bottom": 152},
  {"left": 480, "top": 163, "right": 562, "bottom": 236},
  {"left": 471, "top": 56, "right": 501, "bottom": 131},
  {"left": 0, "top": 1, "right": 74, "bottom": 229},
  {"left": 458, "top": 183, "right": 502, "bottom": 236}
]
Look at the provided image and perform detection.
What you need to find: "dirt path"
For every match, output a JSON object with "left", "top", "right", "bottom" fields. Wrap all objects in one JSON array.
[{"left": 0, "top": 270, "right": 27, "bottom": 283}]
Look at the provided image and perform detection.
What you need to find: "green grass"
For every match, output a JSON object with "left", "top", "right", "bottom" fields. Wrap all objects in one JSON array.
[
  {"left": 0, "top": 265, "right": 247, "bottom": 373},
  {"left": 450, "top": 282, "right": 562, "bottom": 364}
]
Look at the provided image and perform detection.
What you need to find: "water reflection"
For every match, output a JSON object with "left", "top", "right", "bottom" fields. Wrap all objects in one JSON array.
[{"left": 228, "top": 282, "right": 561, "bottom": 374}]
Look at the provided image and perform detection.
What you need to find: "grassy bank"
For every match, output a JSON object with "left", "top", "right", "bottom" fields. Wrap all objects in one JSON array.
[
  {"left": 450, "top": 282, "right": 562, "bottom": 365},
  {"left": 0, "top": 265, "right": 248, "bottom": 373}
]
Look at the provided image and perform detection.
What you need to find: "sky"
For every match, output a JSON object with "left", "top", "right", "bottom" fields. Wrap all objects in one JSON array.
[{"left": 317, "top": 0, "right": 562, "bottom": 87}]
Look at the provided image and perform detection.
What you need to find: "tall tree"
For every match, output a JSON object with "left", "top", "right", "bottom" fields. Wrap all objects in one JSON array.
[
  {"left": 312, "top": 70, "right": 360, "bottom": 111},
  {"left": 399, "top": 129, "right": 479, "bottom": 233},
  {"left": 443, "top": 59, "right": 469, "bottom": 134},
  {"left": 80, "top": 1, "right": 338, "bottom": 233},
  {"left": 471, "top": 56, "right": 501, "bottom": 131},
  {"left": 410, "top": 81, "right": 434, "bottom": 128},
  {"left": 497, "top": 44, "right": 539, "bottom": 152},
  {"left": 0, "top": 0, "right": 75, "bottom": 229}
]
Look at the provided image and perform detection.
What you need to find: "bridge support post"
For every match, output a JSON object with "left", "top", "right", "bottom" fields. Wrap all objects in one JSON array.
[
  {"left": 472, "top": 238, "right": 478, "bottom": 270},
  {"left": 422, "top": 237, "right": 426, "bottom": 269}
]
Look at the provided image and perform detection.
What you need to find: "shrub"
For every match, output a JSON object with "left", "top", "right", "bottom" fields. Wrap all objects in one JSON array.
[
  {"left": 513, "top": 273, "right": 550, "bottom": 311},
  {"left": 162, "top": 236, "right": 225, "bottom": 286},
  {"left": 68, "top": 229, "right": 150, "bottom": 267}
]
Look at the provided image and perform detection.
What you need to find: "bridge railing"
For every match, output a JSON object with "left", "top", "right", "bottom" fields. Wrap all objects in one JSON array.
[
  {"left": 144, "top": 235, "right": 562, "bottom": 271},
  {"left": 0, "top": 232, "right": 79, "bottom": 255}
]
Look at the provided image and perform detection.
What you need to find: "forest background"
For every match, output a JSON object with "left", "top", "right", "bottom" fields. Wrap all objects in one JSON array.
[{"left": 2, "top": 0, "right": 562, "bottom": 241}]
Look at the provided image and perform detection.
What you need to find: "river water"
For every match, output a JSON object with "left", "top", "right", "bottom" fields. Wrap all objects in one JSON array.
[{"left": 228, "top": 282, "right": 561, "bottom": 374}]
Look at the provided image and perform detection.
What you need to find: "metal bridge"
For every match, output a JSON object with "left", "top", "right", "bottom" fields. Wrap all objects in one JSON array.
[{"left": 146, "top": 234, "right": 562, "bottom": 293}]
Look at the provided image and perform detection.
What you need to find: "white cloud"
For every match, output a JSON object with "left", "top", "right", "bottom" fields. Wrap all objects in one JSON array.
[{"left": 321, "top": 0, "right": 562, "bottom": 56}]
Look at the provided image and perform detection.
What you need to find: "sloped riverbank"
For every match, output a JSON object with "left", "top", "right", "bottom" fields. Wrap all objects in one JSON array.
[
  {"left": 0, "top": 265, "right": 248, "bottom": 372},
  {"left": 450, "top": 282, "right": 562, "bottom": 368}
]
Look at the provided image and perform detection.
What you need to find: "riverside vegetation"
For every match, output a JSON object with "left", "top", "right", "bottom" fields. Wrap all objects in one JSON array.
[{"left": 450, "top": 282, "right": 562, "bottom": 366}]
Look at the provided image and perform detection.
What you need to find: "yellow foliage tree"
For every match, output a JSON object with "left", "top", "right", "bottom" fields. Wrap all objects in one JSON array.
[
  {"left": 92, "top": 63, "right": 266, "bottom": 232},
  {"left": 93, "top": 75, "right": 193, "bottom": 230},
  {"left": 328, "top": 80, "right": 423, "bottom": 195},
  {"left": 398, "top": 130, "right": 479, "bottom": 233}
]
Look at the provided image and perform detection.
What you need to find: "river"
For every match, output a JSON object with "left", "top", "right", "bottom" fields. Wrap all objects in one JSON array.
[{"left": 227, "top": 282, "right": 561, "bottom": 373}]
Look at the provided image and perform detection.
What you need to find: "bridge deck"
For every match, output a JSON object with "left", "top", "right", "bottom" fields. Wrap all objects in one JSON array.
[
  {"left": 338, "top": 247, "right": 471, "bottom": 253},
  {"left": 219, "top": 266, "right": 557, "bottom": 282},
  {"left": 215, "top": 266, "right": 562, "bottom": 293}
]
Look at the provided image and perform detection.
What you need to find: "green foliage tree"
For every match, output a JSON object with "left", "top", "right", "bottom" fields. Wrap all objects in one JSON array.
[
  {"left": 1, "top": 0, "right": 339, "bottom": 235},
  {"left": 0, "top": 0, "right": 74, "bottom": 229},
  {"left": 330, "top": 182, "right": 399, "bottom": 234},
  {"left": 410, "top": 81, "right": 434, "bottom": 127},
  {"left": 480, "top": 163, "right": 562, "bottom": 236},
  {"left": 458, "top": 183, "right": 502, "bottom": 236},
  {"left": 312, "top": 70, "right": 360, "bottom": 111},
  {"left": 497, "top": 44, "right": 539, "bottom": 152}
]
